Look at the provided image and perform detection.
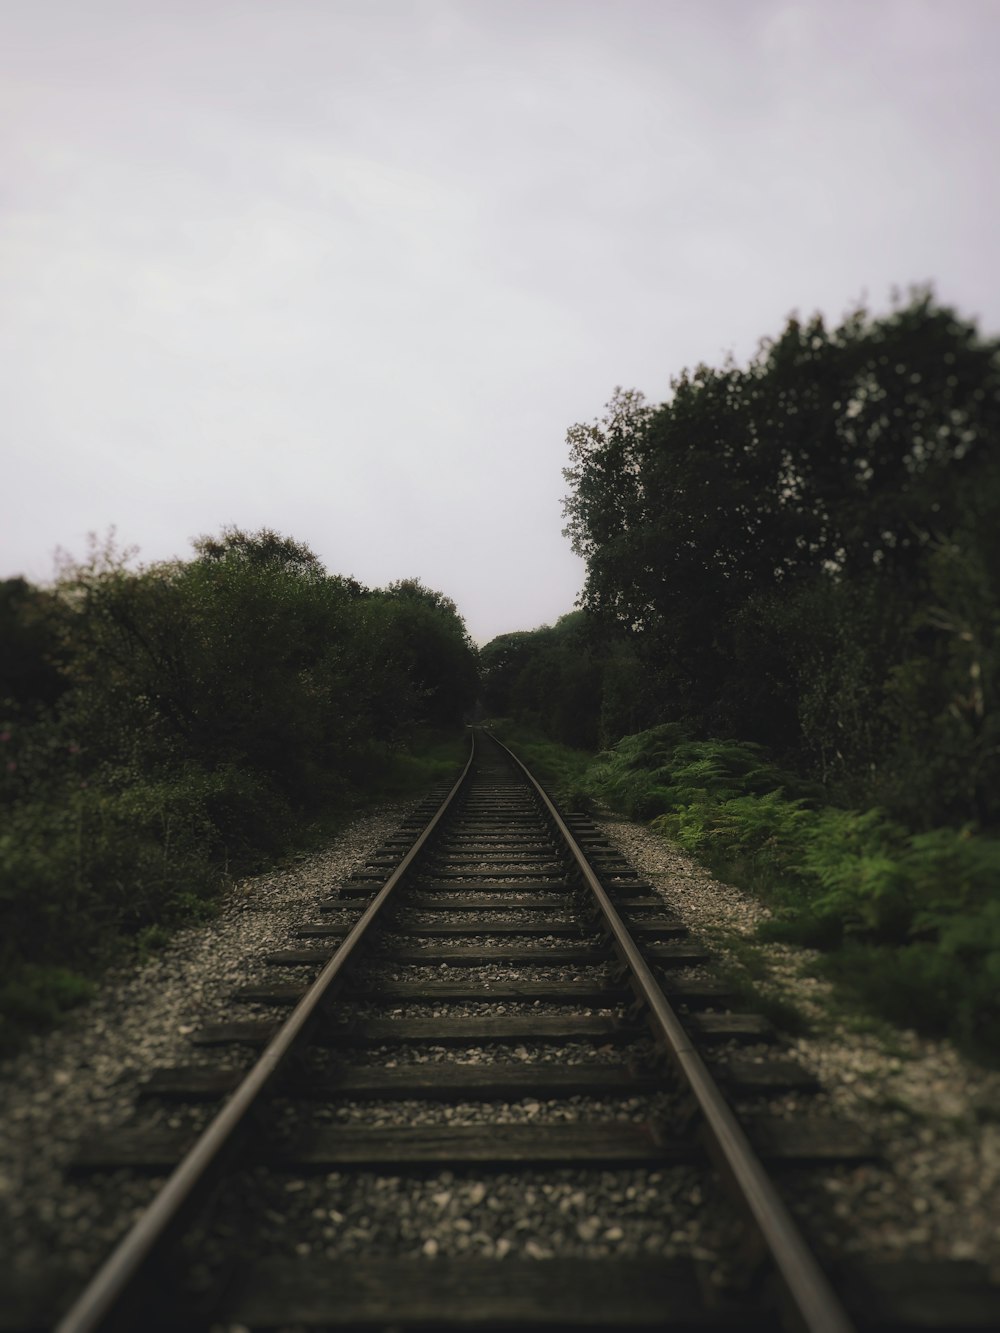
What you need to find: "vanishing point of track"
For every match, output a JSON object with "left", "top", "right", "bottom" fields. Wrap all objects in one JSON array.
[{"left": 58, "top": 729, "right": 859, "bottom": 1331}]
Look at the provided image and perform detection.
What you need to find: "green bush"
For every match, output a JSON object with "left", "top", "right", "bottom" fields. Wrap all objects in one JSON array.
[
  {"left": 657, "top": 790, "right": 813, "bottom": 895},
  {"left": 585, "top": 724, "right": 1000, "bottom": 1059},
  {"left": 1, "top": 528, "right": 477, "bottom": 1051},
  {"left": 816, "top": 915, "right": 1000, "bottom": 1053},
  {"left": 583, "top": 724, "right": 694, "bottom": 818}
]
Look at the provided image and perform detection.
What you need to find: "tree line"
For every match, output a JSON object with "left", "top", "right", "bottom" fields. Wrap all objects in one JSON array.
[
  {"left": 481, "top": 291, "right": 1000, "bottom": 1051},
  {"left": 1, "top": 527, "right": 478, "bottom": 1044},
  {"left": 486, "top": 290, "right": 1000, "bottom": 833}
]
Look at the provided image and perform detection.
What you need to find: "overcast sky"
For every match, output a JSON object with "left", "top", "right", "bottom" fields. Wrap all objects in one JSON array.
[{"left": 3, "top": 0, "right": 998, "bottom": 643}]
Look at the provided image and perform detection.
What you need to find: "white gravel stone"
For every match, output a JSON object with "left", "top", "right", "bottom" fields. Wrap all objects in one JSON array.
[
  {"left": 594, "top": 814, "right": 1000, "bottom": 1265},
  {"left": 0, "top": 802, "right": 415, "bottom": 1282},
  {"left": 213, "top": 1163, "right": 710, "bottom": 1263},
  {"left": 8, "top": 782, "right": 997, "bottom": 1312}
]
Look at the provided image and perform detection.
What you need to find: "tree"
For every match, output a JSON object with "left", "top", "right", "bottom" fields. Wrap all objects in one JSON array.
[
  {"left": 561, "top": 291, "right": 1000, "bottom": 822},
  {"left": 191, "top": 526, "right": 327, "bottom": 580}
]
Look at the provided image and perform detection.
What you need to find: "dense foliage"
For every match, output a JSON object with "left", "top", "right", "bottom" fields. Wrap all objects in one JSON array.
[
  {"left": 1, "top": 529, "right": 477, "bottom": 1046},
  {"left": 483, "top": 290, "right": 1000, "bottom": 1055},
  {"left": 480, "top": 613, "right": 606, "bottom": 749},
  {"left": 560, "top": 291, "right": 1000, "bottom": 826},
  {"left": 580, "top": 728, "right": 1000, "bottom": 1053},
  {"left": 487, "top": 292, "right": 1000, "bottom": 827}
]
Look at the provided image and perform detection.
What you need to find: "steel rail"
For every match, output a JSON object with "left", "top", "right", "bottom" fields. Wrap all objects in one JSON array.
[
  {"left": 57, "top": 733, "right": 477, "bottom": 1333},
  {"left": 491, "top": 731, "right": 857, "bottom": 1333}
]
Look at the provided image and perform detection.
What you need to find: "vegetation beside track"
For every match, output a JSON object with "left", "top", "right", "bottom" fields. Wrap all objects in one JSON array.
[
  {"left": 491, "top": 720, "right": 1000, "bottom": 1060},
  {"left": 481, "top": 721, "right": 594, "bottom": 810},
  {"left": 0, "top": 528, "right": 476, "bottom": 1053},
  {"left": 589, "top": 728, "right": 1000, "bottom": 1058},
  {"left": 484, "top": 291, "right": 1000, "bottom": 1062},
  {"left": 8, "top": 289, "right": 999, "bottom": 1062}
]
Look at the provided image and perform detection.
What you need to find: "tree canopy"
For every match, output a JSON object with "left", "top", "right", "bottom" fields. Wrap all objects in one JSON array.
[{"left": 549, "top": 291, "right": 1000, "bottom": 826}]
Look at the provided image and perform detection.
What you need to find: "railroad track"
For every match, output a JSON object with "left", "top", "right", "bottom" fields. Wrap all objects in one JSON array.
[{"left": 39, "top": 730, "right": 989, "bottom": 1330}]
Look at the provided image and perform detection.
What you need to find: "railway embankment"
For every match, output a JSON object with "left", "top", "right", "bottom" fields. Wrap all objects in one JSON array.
[{"left": 2, "top": 733, "right": 998, "bottom": 1329}]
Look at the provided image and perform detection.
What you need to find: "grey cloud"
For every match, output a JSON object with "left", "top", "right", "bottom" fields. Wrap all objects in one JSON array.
[{"left": 3, "top": 0, "right": 998, "bottom": 641}]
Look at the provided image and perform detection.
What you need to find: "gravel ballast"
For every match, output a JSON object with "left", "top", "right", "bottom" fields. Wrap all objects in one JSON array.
[
  {"left": 596, "top": 815, "right": 1000, "bottom": 1266},
  {"left": 0, "top": 803, "right": 413, "bottom": 1289},
  {"left": 2, "top": 792, "right": 999, "bottom": 1318}
]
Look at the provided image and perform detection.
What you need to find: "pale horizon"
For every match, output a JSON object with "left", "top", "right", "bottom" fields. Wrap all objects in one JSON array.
[{"left": 4, "top": 0, "right": 998, "bottom": 644}]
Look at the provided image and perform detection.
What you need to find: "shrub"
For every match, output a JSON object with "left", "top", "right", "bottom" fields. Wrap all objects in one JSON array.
[
  {"left": 586, "top": 724, "right": 1000, "bottom": 1058},
  {"left": 2, "top": 529, "right": 478, "bottom": 1051}
]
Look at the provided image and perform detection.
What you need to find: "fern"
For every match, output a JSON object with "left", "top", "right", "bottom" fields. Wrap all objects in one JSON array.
[{"left": 585, "top": 725, "right": 1000, "bottom": 1056}]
